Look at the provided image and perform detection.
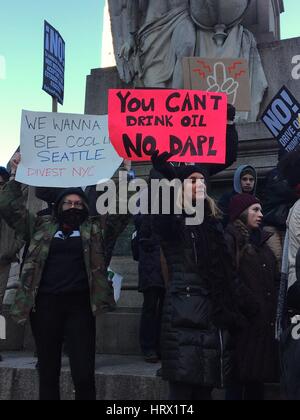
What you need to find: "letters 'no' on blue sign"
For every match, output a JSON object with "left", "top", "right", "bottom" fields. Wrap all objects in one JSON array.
[{"left": 43, "top": 20, "right": 65, "bottom": 105}]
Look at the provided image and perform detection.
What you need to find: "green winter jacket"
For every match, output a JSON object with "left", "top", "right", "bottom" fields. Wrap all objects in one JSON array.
[{"left": 0, "top": 180, "right": 130, "bottom": 325}]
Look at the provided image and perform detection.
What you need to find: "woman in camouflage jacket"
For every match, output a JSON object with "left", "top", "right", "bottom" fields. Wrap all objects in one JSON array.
[{"left": 0, "top": 153, "right": 130, "bottom": 400}]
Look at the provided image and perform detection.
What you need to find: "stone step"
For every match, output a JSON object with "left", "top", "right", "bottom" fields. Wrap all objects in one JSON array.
[
  {"left": 96, "top": 310, "right": 141, "bottom": 355},
  {"left": 0, "top": 352, "right": 282, "bottom": 400},
  {"left": 1, "top": 305, "right": 143, "bottom": 355},
  {"left": 118, "top": 290, "right": 143, "bottom": 309},
  {"left": 0, "top": 352, "right": 166, "bottom": 400}
]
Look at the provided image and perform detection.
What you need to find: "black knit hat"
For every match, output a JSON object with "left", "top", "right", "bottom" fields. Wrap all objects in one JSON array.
[
  {"left": 0, "top": 167, "right": 9, "bottom": 183},
  {"left": 177, "top": 165, "right": 210, "bottom": 183},
  {"left": 229, "top": 194, "right": 261, "bottom": 223},
  {"left": 54, "top": 188, "right": 89, "bottom": 217}
]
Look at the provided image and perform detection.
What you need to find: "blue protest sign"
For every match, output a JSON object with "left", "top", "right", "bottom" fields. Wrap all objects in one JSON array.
[
  {"left": 261, "top": 86, "right": 300, "bottom": 153},
  {"left": 43, "top": 21, "right": 65, "bottom": 105}
]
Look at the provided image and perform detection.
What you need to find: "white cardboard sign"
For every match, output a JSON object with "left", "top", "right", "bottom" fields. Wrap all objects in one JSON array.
[{"left": 16, "top": 111, "right": 123, "bottom": 187}]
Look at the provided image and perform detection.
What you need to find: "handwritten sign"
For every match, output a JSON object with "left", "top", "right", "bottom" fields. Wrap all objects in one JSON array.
[
  {"left": 261, "top": 86, "right": 300, "bottom": 152},
  {"left": 108, "top": 89, "right": 227, "bottom": 164},
  {"left": 183, "top": 58, "right": 251, "bottom": 112},
  {"left": 16, "top": 111, "right": 123, "bottom": 188}
]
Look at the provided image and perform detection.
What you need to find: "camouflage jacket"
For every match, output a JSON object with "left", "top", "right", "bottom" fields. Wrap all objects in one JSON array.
[{"left": 0, "top": 180, "right": 131, "bottom": 325}]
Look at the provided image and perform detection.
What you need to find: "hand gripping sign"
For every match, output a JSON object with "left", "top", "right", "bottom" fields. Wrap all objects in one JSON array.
[{"left": 108, "top": 89, "right": 228, "bottom": 164}]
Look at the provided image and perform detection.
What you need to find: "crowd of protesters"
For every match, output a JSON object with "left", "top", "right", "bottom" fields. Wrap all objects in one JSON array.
[{"left": 1, "top": 106, "right": 300, "bottom": 400}]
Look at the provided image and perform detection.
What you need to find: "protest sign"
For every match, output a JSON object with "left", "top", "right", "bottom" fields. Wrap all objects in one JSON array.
[
  {"left": 43, "top": 21, "right": 65, "bottom": 105},
  {"left": 183, "top": 58, "right": 251, "bottom": 112},
  {"left": 261, "top": 86, "right": 300, "bottom": 152},
  {"left": 16, "top": 111, "right": 123, "bottom": 188},
  {"left": 108, "top": 89, "right": 228, "bottom": 164}
]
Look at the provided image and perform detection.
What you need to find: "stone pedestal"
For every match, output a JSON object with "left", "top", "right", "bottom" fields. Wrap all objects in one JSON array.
[{"left": 85, "top": 67, "right": 131, "bottom": 116}]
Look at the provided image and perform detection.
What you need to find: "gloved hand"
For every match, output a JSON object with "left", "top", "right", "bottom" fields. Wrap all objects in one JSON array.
[
  {"left": 151, "top": 151, "right": 177, "bottom": 181},
  {"left": 227, "top": 104, "right": 236, "bottom": 122}
]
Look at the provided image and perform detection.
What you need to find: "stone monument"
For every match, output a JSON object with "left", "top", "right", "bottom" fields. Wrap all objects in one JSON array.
[
  {"left": 85, "top": 0, "right": 290, "bottom": 190},
  {"left": 108, "top": 0, "right": 277, "bottom": 122}
]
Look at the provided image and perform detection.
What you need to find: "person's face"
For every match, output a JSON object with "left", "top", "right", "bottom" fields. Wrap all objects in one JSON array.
[
  {"left": 247, "top": 204, "right": 263, "bottom": 230},
  {"left": 241, "top": 174, "right": 255, "bottom": 193},
  {"left": 62, "top": 194, "right": 84, "bottom": 211},
  {"left": 187, "top": 173, "right": 207, "bottom": 201}
]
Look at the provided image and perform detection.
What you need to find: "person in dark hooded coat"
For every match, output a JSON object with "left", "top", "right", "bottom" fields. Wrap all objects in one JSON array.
[
  {"left": 261, "top": 151, "right": 297, "bottom": 271},
  {"left": 225, "top": 194, "right": 279, "bottom": 400},
  {"left": 149, "top": 111, "right": 255, "bottom": 400},
  {"left": 134, "top": 210, "right": 165, "bottom": 363},
  {"left": 0, "top": 153, "right": 131, "bottom": 400},
  {"left": 151, "top": 157, "right": 252, "bottom": 400}
]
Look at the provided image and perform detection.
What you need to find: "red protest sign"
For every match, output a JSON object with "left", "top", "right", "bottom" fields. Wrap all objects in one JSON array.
[{"left": 108, "top": 89, "right": 227, "bottom": 163}]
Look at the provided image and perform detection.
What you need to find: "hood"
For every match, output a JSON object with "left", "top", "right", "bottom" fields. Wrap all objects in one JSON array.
[
  {"left": 233, "top": 165, "right": 257, "bottom": 194},
  {"left": 53, "top": 188, "right": 89, "bottom": 219}
]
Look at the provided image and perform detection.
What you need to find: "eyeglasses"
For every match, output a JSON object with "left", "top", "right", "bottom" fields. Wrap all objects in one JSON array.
[{"left": 62, "top": 200, "right": 84, "bottom": 209}]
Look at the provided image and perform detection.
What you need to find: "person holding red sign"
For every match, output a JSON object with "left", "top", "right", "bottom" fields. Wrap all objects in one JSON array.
[{"left": 149, "top": 107, "right": 256, "bottom": 400}]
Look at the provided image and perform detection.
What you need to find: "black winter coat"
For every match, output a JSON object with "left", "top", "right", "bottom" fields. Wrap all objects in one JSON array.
[
  {"left": 154, "top": 212, "right": 245, "bottom": 388},
  {"left": 134, "top": 214, "right": 165, "bottom": 292},
  {"left": 225, "top": 222, "right": 280, "bottom": 383},
  {"left": 262, "top": 168, "right": 297, "bottom": 231}
]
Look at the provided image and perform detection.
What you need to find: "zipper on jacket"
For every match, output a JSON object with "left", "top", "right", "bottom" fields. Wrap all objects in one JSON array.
[
  {"left": 219, "top": 330, "right": 225, "bottom": 388},
  {"left": 191, "top": 232, "right": 198, "bottom": 264}
]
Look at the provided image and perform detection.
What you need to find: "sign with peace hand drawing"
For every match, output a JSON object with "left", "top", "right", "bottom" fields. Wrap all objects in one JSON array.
[{"left": 183, "top": 58, "right": 251, "bottom": 112}]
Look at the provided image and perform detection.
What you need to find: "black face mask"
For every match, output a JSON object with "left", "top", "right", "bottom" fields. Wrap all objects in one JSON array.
[{"left": 58, "top": 208, "right": 88, "bottom": 230}]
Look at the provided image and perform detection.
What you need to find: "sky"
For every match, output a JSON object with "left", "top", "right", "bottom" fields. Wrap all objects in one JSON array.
[{"left": 0, "top": 0, "right": 299, "bottom": 165}]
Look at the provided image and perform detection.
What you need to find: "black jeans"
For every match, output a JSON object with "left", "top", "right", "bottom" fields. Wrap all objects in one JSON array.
[
  {"left": 30, "top": 293, "right": 96, "bottom": 401},
  {"left": 140, "top": 287, "right": 165, "bottom": 356},
  {"left": 169, "top": 382, "right": 213, "bottom": 401}
]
